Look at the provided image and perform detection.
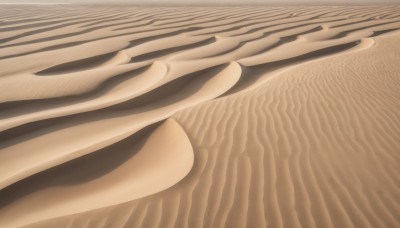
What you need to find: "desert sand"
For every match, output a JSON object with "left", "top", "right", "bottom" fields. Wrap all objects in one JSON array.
[{"left": 0, "top": 4, "right": 400, "bottom": 228}]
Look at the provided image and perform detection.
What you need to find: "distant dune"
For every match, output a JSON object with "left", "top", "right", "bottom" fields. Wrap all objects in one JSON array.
[{"left": 0, "top": 5, "right": 399, "bottom": 228}]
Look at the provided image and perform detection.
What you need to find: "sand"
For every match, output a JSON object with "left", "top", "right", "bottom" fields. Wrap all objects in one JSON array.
[{"left": 0, "top": 5, "right": 400, "bottom": 228}]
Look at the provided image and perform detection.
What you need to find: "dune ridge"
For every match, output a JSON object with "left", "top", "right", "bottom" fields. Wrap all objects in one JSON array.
[{"left": 0, "top": 5, "right": 400, "bottom": 228}]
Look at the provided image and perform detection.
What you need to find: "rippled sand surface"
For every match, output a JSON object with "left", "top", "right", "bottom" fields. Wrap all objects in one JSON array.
[{"left": 0, "top": 5, "right": 400, "bottom": 228}]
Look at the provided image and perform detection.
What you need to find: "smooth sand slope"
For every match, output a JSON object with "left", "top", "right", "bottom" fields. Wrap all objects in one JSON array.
[{"left": 0, "top": 5, "right": 400, "bottom": 228}]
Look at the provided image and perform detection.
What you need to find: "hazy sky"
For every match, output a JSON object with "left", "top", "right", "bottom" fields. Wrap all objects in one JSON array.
[{"left": 0, "top": 0, "right": 399, "bottom": 5}]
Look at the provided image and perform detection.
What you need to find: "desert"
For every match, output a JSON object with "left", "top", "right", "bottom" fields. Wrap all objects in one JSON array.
[{"left": 0, "top": 4, "right": 400, "bottom": 228}]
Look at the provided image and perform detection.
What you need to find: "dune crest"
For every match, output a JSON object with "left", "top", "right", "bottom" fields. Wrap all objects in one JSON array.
[{"left": 0, "top": 118, "right": 194, "bottom": 228}]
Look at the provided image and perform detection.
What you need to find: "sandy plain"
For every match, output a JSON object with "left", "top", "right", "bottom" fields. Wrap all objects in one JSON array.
[{"left": 0, "top": 4, "right": 400, "bottom": 228}]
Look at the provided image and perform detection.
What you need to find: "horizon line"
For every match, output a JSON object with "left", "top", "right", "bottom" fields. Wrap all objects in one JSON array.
[{"left": 1, "top": 2, "right": 400, "bottom": 6}]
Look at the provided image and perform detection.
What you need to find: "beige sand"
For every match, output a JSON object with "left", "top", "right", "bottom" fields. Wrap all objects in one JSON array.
[{"left": 0, "top": 5, "right": 400, "bottom": 228}]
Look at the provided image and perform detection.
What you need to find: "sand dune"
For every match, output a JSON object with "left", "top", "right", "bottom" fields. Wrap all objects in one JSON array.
[
  {"left": 0, "top": 118, "right": 194, "bottom": 228},
  {"left": 0, "top": 5, "right": 400, "bottom": 228}
]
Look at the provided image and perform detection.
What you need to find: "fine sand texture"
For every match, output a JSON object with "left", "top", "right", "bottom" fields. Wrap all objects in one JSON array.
[{"left": 0, "top": 5, "right": 400, "bottom": 228}]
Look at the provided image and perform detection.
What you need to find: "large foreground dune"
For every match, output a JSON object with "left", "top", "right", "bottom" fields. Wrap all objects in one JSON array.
[{"left": 0, "top": 5, "right": 400, "bottom": 228}]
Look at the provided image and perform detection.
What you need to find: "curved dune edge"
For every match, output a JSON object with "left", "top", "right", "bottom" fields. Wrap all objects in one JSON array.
[
  {"left": 0, "top": 118, "right": 194, "bottom": 228},
  {"left": 227, "top": 37, "right": 375, "bottom": 96},
  {"left": 0, "top": 62, "right": 167, "bottom": 132}
]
